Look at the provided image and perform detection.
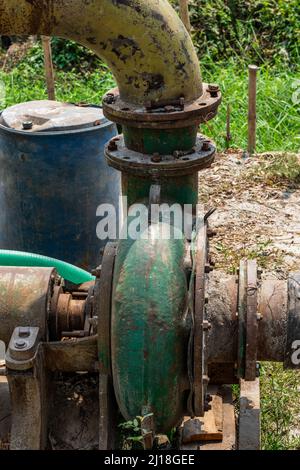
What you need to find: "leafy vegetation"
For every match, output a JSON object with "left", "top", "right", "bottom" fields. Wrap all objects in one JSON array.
[
  {"left": 0, "top": 45, "right": 298, "bottom": 153},
  {"left": 170, "top": 0, "right": 300, "bottom": 67}
]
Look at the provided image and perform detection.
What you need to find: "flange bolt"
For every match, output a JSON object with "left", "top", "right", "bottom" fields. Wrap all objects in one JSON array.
[
  {"left": 202, "top": 140, "right": 211, "bottom": 151},
  {"left": 205, "top": 263, "right": 214, "bottom": 273},
  {"left": 151, "top": 153, "right": 161, "bottom": 163},
  {"left": 108, "top": 140, "right": 118, "bottom": 152},
  {"left": 103, "top": 93, "right": 115, "bottom": 104},
  {"left": 14, "top": 340, "right": 27, "bottom": 350},
  {"left": 208, "top": 84, "right": 220, "bottom": 97},
  {"left": 202, "top": 320, "right": 212, "bottom": 331},
  {"left": 22, "top": 121, "right": 33, "bottom": 130}
]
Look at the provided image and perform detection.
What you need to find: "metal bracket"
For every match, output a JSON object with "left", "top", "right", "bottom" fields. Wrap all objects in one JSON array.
[
  {"left": 6, "top": 327, "right": 40, "bottom": 371},
  {"left": 6, "top": 327, "right": 49, "bottom": 450}
]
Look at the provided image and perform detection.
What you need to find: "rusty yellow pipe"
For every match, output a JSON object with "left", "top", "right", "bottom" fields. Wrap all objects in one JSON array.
[{"left": 0, "top": 0, "right": 202, "bottom": 105}]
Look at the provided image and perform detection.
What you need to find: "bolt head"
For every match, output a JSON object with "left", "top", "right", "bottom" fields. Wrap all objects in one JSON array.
[
  {"left": 18, "top": 327, "right": 30, "bottom": 338},
  {"left": 202, "top": 320, "right": 212, "bottom": 331},
  {"left": 202, "top": 374, "right": 210, "bottom": 385},
  {"left": 151, "top": 153, "right": 161, "bottom": 163},
  {"left": 14, "top": 340, "right": 26, "bottom": 349},
  {"left": 202, "top": 140, "right": 211, "bottom": 152},
  {"left": 91, "top": 266, "right": 101, "bottom": 278},
  {"left": 204, "top": 263, "right": 214, "bottom": 273},
  {"left": 207, "top": 84, "right": 219, "bottom": 98},
  {"left": 22, "top": 121, "right": 33, "bottom": 130},
  {"left": 208, "top": 83, "right": 220, "bottom": 92},
  {"left": 108, "top": 140, "right": 118, "bottom": 152},
  {"left": 104, "top": 93, "right": 115, "bottom": 104}
]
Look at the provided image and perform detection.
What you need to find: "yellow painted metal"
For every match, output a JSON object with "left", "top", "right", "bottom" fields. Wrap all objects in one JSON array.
[{"left": 0, "top": 0, "right": 202, "bottom": 105}]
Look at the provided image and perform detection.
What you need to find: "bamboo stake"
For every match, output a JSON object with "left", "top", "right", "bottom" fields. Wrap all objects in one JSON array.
[
  {"left": 226, "top": 104, "right": 232, "bottom": 149},
  {"left": 42, "top": 36, "right": 55, "bottom": 101},
  {"left": 248, "top": 65, "right": 259, "bottom": 156},
  {"left": 179, "top": 0, "right": 191, "bottom": 34}
]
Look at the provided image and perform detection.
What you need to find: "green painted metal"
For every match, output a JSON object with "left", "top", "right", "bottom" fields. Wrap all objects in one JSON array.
[
  {"left": 0, "top": 0, "right": 202, "bottom": 106},
  {"left": 111, "top": 222, "right": 189, "bottom": 431},
  {"left": 122, "top": 174, "right": 198, "bottom": 208},
  {"left": 122, "top": 126, "right": 198, "bottom": 154}
]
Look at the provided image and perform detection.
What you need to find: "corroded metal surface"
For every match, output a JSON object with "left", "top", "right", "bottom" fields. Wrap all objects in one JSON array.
[
  {"left": 258, "top": 279, "right": 287, "bottom": 362},
  {"left": 284, "top": 273, "right": 300, "bottom": 369},
  {"left": 111, "top": 223, "right": 189, "bottom": 432},
  {"left": 0, "top": 267, "right": 55, "bottom": 346},
  {"left": 103, "top": 84, "right": 221, "bottom": 128},
  {"left": 56, "top": 293, "right": 86, "bottom": 338},
  {"left": 206, "top": 270, "right": 290, "bottom": 366},
  {"left": 0, "top": 0, "right": 202, "bottom": 106},
  {"left": 105, "top": 134, "right": 216, "bottom": 177},
  {"left": 206, "top": 271, "right": 238, "bottom": 364},
  {"left": 95, "top": 242, "right": 118, "bottom": 450},
  {"left": 245, "top": 260, "right": 258, "bottom": 381},
  {"left": 7, "top": 347, "right": 48, "bottom": 450},
  {"left": 96, "top": 243, "right": 117, "bottom": 375},
  {"left": 193, "top": 218, "right": 208, "bottom": 417},
  {"left": 237, "top": 260, "right": 247, "bottom": 378}
]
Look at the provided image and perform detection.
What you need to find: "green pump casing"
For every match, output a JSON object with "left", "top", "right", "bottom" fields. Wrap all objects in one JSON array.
[{"left": 111, "top": 223, "right": 189, "bottom": 431}]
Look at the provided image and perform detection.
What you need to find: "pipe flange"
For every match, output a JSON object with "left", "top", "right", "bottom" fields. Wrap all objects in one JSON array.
[
  {"left": 245, "top": 260, "right": 259, "bottom": 381},
  {"left": 103, "top": 84, "right": 222, "bottom": 129},
  {"left": 237, "top": 259, "right": 259, "bottom": 381},
  {"left": 193, "top": 216, "right": 210, "bottom": 417},
  {"left": 105, "top": 134, "right": 216, "bottom": 177}
]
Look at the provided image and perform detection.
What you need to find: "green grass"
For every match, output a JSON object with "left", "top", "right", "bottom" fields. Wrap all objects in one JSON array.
[
  {"left": 0, "top": 47, "right": 298, "bottom": 154},
  {"left": 260, "top": 363, "right": 300, "bottom": 450},
  {"left": 201, "top": 60, "right": 299, "bottom": 153}
]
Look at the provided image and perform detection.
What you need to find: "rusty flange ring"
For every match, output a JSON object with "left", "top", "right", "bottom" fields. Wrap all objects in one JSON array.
[
  {"left": 102, "top": 84, "right": 222, "bottom": 129},
  {"left": 105, "top": 134, "right": 216, "bottom": 177},
  {"left": 193, "top": 217, "right": 209, "bottom": 416},
  {"left": 94, "top": 242, "right": 118, "bottom": 450},
  {"left": 237, "top": 259, "right": 259, "bottom": 381},
  {"left": 94, "top": 242, "right": 117, "bottom": 376},
  {"left": 245, "top": 260, "right": 259, "bottom": 381}
]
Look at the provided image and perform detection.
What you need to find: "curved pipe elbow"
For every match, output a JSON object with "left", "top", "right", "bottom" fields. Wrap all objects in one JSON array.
[{"left": 0, "top": 0, "right": 202, "bottom": 105}]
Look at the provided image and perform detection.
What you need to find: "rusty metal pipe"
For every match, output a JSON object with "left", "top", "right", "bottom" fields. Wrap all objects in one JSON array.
[
  {"left": 206, "top": 271, "right": 288, "bottom": 364},
  {"left": 0, "top": 0, "right": 202, "bottom": 105}
]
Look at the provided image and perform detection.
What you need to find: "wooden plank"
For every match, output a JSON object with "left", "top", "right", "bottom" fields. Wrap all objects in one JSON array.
[
  {"left": 182, "top": 392, "right": 223, "bottom": 444},
  {"left": 239, "top": 378, "right": 260, "bottom": 450},
  {"left": 181, "top": 386, "right": 236, "bottom": 451}
]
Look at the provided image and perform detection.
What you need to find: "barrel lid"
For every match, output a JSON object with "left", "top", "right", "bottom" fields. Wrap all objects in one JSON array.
[{"left": 0, "top": 100, "right": 107, "bottom": 132}]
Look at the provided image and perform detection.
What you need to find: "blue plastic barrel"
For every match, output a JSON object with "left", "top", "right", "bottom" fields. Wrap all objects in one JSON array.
[{"left": 0, "top": 100, "right": 120, "bottom": 271}]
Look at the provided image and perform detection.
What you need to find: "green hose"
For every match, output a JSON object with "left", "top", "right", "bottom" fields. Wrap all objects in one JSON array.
[{"left": 0, "top": 250, "right": 95, "bottom": 284}]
